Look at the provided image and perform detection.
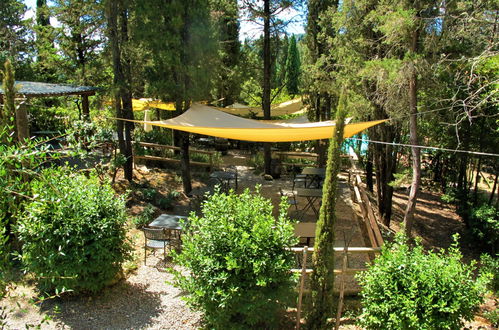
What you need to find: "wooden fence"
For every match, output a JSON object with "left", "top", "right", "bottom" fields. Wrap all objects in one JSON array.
[
  {"left": 348, "top": 152, "right": 393, "bottom": 250},
  {"left": 273, "top": 151, "right": 319, "bottom": 168},
  {"left": 274, "top": 151, "right": 351, "bottom": 169},
  {"left": 133, "top": 141, "right": 215, "bottom": 169},
  {"left": 290, "top": 246, "right": 382, "bottom": 329}
]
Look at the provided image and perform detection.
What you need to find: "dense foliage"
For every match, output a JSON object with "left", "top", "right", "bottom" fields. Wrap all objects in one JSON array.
[
  {"left": 172, "top": 187, "right": 297, "bottom": 329},
  {"left": 17, "top": 168, "right": 132, "bottom": 294},
  {"left": 469, "top": 203, "right": 499, "bottom": 253},
  {"left": 357, "top": 233, "right": 487, "bottom": 329}
]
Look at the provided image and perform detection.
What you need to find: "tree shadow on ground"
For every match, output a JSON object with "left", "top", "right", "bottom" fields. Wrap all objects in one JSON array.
[{"left": 40, "top": 281, "right": 163, "bottom": 329}]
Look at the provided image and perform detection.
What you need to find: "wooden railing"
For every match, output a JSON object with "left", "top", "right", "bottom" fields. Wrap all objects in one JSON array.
[
  {"left": 348, "top": 153, "right": 388, "bottom": 251},
  {"left": 274, "top": 151, "right": 351, "bottom": 169},
  {"left": 273, "top": 151, "right": 319, "bottom": 168},
  {"left": 290, "top": 245, "right": 382, "bottom": 329},
  {"left": 133, "top": 141, "right": 215, "bottom": 169}
]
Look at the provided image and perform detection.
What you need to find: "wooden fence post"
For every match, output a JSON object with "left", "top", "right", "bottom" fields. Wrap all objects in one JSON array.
[{"left": 296, "top": 246, "right": 308, "bottom": 330}]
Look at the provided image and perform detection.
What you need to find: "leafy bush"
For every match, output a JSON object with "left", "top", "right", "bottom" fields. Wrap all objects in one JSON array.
[
  {"left": 17, "top": 168, "right": 132, "bottom": 294},
  {"left": 484, "top": 309, "right": 499, "bottom": 328},
  {"left": 480, "top": 253, "right": 499, "bottom": 293},
  {"left": 469, "top": 203, "right": 499, "bottom": 253},
  {"left": 247, "top": 152, "right": 264, "bottom": 174},
  {"left": 133, "top": 204, "right": 156, "bottom": 228},
  {"left": 155, "top": 190, "right": 180, "bottom": 210},
  {"left": 142, "top": 188, "right": 158, "bottom": 202},
  {"left": 357, "top": 233, "right": 487, "bottom": 330},
  {"left": 171, "top": 187, "right": 297, "bottom": 329},
  {"left": 134, "top": 127, "right": 173, "bottom": 147}
]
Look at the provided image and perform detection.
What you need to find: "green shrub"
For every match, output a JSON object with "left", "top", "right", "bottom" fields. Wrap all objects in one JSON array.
[
  {"left": 469, "top": 204, "right": 499, "bottom": 253},
  {"left": 133, "top": 204, "right": 156, "bottom": 228},
  {"left": 17, "top": 168, "right": 132, "bottom": 294},
  {"left": 484, "top": 308, "right": 499, "bottom": 328},
  {"left": 142, "top": 188, "right": 158, "bottom": 202},
  {"left": 247, "top": 152, "right": 264, "bottom": 174},
  {"left": 357, "top": 233, "right": 487, "bottom": 330},
  {"left": 171, "top": 187, "right": 297, "bottom": 329},
  {"left": 480, "top": 253, "right": 499, "bottom": 293}
]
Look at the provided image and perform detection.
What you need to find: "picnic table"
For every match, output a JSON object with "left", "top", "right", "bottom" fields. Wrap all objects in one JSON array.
[
  {"left": 301, "top": 167, "right": 325, "bottom": 188},
  {"left": 149, "top": 214, "right": 188, "bottom": 230}
]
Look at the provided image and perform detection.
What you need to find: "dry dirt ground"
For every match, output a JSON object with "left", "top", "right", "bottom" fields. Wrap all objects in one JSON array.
[{"left": 1, "top": 150, "right": 496, "bottom": 329}]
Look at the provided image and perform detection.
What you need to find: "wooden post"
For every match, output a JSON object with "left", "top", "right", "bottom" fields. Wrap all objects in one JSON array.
[
  {"left": 296, "top": 246, "right": 308, "bottom": 330},
  {"left": 82, "top": 94, "right": 90, "bottom": 121},
  {"left": 335, "top": 245, "right": 349, "bottom": 330}
]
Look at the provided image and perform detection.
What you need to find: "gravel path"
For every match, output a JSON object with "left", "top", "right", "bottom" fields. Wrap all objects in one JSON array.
[{"left": 2, "top": 256, "right": 201, "bottom": 329}]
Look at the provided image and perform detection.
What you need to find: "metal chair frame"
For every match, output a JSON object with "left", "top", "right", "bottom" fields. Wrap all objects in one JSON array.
[{"left": 142, "top": 226, "right": 181, "bottom": 265}]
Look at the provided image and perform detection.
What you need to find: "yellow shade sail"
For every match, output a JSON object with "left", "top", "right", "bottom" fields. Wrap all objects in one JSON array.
[
  {"left": 132, "top": 99, "right": 175, "bottom": 111},
  {"left": 218, "top": 98, "right": 305, "bottom": 117},
  {"left": 119, "top": 103, "right": 386, "bottom": 142}
]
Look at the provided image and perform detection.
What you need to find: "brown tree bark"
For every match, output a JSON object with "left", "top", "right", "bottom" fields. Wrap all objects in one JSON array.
[
  {"left": 179, "top": 130, "right": 192, "bottom": 193},
  {"left": 81, "top": 94, "right": 90, "bottom": 121},
  {"left": 371, "top": 117, "right": 397, "bottom": 227},
  {"left": 403, "top": 28, "right": 421, "bottom": 236},
  {"left": 366, "top": 147, "right": 374, "bottom": 192},
  {"left": 489, "top": 172, "right": 498, "bottom": 205},
  {"left": 15, "top": 102, "right": 29, "bottom": 143},
  {"left": 107, "top": 0, "right": 133, "bottom": 182},
  {"left": 262, "top": 0, "right": 272, "bottom": 176},
  {"left": 473, "top": 157, "right": 481, "bottom": 203}
]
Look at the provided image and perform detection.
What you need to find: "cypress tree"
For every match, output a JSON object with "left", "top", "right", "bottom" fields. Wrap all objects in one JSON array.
[
  {"left": 285, "top": 35, "right": 300, "bottom": 97},
  {"left": 307, "top": 90, "right": 347, "bottom": 329}
]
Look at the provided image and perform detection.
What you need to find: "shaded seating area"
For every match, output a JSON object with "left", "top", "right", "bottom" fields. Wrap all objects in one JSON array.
[{"left": 142, "top": 214, "right": 186, "bottom": 265}]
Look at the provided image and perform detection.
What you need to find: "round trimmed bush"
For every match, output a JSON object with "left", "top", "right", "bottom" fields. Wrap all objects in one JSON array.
[
  {"left": 17, "top": 168, "right": 132, "bottom": 294},
  {"left": 357, "top": 233, "right": 487, "bottom": 329},
  {"left": 171, "top": 187, "right": 297, "bottom": 329}
]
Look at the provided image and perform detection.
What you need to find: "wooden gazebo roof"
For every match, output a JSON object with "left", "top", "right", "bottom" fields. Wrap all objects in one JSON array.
[{"left": 0, "top": 81, "right": 98, "bottom": 98}]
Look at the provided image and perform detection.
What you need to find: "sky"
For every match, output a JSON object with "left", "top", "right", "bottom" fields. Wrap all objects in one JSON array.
[{"left": 22, "top": 0, "right": 306, "bottom": 40}]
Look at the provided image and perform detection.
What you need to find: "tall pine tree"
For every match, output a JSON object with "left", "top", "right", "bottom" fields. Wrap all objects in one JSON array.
[
  {"left": 211, "top": 0, "right": 241, "bottom": 107},
  {"left": 285, "top": 34, "right": 300, "bottom": 96}
]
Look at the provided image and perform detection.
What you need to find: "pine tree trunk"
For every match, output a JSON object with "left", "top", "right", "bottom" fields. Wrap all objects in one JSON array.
[
  {"left": 119, "top": 5, "right": 133, "bottom": 182},
  {"left": 179, "top": 130, "right": 192, "bottom": 193},
  {"left": 15, "top": 102, "right": 29, "bottom": 143},
  {"left": 473, "top": 157, "right": 481, "bottom": 204},
  {"left": 372, "top": 125, "right": 396, "bottom": 226},
  {"left": 403, "top": 28, "right": 421, "bottom": 236},
  {"left": 489, "top": 173, "right": 498, "bottom": 205},
  {"left": 107, "top": 0, "right": 133, "bottom": 182},
  {"left": 262, "top": 0, "right": 272, "bottom": 175},
  {"left": 366, "top": 147, "right": 374, "bottom": 192}
]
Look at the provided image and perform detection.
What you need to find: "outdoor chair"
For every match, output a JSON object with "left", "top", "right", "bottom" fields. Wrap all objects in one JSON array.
[
  {"left": 224, "top": 165, "right": 238, "bottom": 191},
  {"left": 292, "top": 173, "right": 307, "bottom": 190},
  {"left": 279, "top": 188, "right": 298, "bottom": 211},
  {"left": 142, "top": 226, "right": 181, "bottom": 265}
]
